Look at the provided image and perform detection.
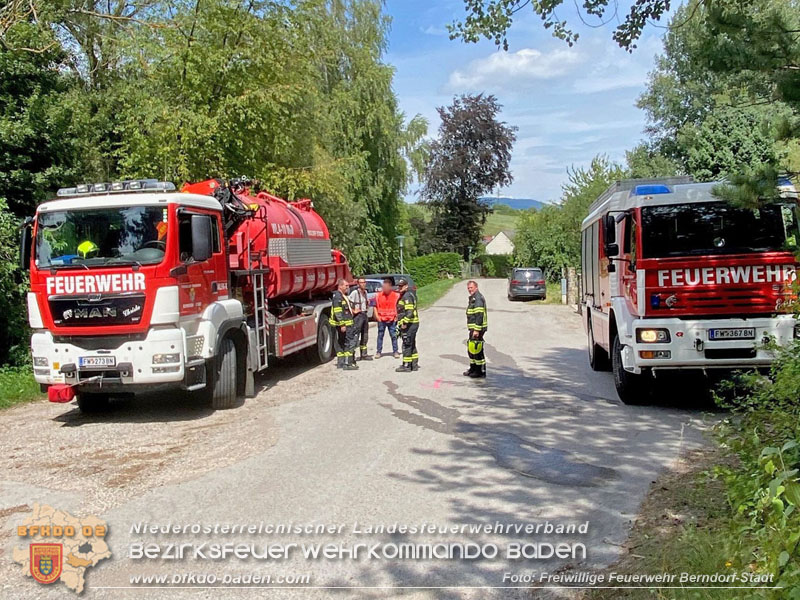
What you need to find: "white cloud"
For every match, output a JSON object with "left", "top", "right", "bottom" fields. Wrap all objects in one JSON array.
[
  {"left": 445, "top": 47, "right": 586, "bottom": 92},
  {"left": 421, "top": 25, "right": 448, "bottom": 36}
]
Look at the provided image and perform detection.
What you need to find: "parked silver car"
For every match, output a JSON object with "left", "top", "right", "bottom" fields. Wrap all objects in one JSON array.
[{"left": 508, "top": 267, "right": 546, "bottom": 301}]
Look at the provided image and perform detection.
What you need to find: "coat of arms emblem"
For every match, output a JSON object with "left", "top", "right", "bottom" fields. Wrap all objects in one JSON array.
[{"left": 30, "top": 543, "right": 62, "bottom": 584}]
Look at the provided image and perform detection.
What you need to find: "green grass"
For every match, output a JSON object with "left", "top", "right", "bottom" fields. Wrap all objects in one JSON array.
[
  {"left": 483, "top": 210, "right": 520, "bottom": 237},
  {"left": 417, "top": 278, "right": 462, "bottom": 310},
  {"left": 0, "top": 366, "right": 43, "bottom": 409},
  {"left": 525, "top": 281, "right": 562, "bottom": 305}
]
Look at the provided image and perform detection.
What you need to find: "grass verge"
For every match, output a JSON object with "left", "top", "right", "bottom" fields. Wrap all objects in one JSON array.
[
  {"left": 417, "top": 278, "right": 462, "bottom": 310},
  {"left": 524, "top": 281, "right": 562, "bottom": 305},
  {"left": 0, "top": 366, "right": 42, "bottom": 409},
  {"left": 582, "top": 447, "right": 761, "bottom": 600}
]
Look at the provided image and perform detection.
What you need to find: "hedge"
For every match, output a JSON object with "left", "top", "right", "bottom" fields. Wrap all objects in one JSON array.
[
  {"left": 406, "top": 252, "right": 462, "bottom": 288},
  {"left": 478, "top": 254, "right": 514, "bottom": 278}
]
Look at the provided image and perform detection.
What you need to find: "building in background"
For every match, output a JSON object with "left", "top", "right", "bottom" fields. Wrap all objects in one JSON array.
[{"left": 484, "top": 231, "right": 515, "bottom": 255}]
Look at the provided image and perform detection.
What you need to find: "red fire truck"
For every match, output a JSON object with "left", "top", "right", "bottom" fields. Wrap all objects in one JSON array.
[
  {"left": 581, "top": 177, "right": 800, "bottom": 404},
  {"left": 20, "top": 178, "right": 351, "bottom": 411}
]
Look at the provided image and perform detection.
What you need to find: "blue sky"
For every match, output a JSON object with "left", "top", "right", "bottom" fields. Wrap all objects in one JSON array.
[{"left": 384, "top": 0, "right": 671, "bottom": 203}]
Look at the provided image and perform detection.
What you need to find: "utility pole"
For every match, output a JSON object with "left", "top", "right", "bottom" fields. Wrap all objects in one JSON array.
[{"left": 396, "top": 235, "right": 405, "bottom": 275}]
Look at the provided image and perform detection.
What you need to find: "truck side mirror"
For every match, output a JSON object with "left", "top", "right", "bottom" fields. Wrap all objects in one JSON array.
[
  {"left": 191, "top": 215, "right": 212, "bottom": 262},
  {"left": 19, "top": 217, "right": 32, "bottom": 271}
]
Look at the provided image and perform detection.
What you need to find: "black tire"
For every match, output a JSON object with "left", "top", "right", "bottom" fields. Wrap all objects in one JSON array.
[
  {"left": 507, "top": 293, "right": 514, "bottom": 301},
  {"left": 588, "top": 318, "right": 610, "bottom": 371},
  {"left": 76, "top": 393, "right": 110, "bottom": 413},
  {"left": 315, "top": 315, "right": 334, "bottom": 363},
  {"left": 208, "top": 337, "right": 237, "bottom": 410},
  {"left": 611, "top": 334, "right": 651, "bottom": 405}
]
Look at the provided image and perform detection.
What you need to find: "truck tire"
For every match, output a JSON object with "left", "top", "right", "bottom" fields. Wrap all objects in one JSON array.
[
  {"left": 209, "top": 337, "right": 238, "bottom": 410},
  {"left": 76, "top": 393, "right": 110, "bottom": 413},
  {"left": 315, "top": 316, "right": 334, "bottom": 363},
  {"left": 588, "top": 319, "right": 610, "bottom": 371},
  {"left": 611, "top": 334, "right": 651, "bottom": 405}
]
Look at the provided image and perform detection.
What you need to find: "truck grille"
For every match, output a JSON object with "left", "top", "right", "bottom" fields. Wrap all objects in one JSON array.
[{"left": 49, "top": 294, "right": 146, "bottom": 327}]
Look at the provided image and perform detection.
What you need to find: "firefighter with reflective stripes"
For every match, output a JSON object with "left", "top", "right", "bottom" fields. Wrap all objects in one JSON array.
[
  {"left": 395, "top": 278, "right": 419, "bottom": 372},
  {"left": 330, "top": 278, "right": 358, "bottom": 370},
  {"left": 464, "top": 280, "right": 487, "bottom": 378}
]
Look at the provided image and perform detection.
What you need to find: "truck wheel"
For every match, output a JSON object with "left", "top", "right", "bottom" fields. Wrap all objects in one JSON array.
[
  {"left": 611, "top": 335, "right": 651, "bottom": 405},
  {"left": 315, "top": 317, "right": 334, "bottom": 363},
  {"left": 209, "top": 337, "right": 238, "bottom": 410},
  {"left": 588, "top": 319, "right": 610, "bottom": 371},
  {"left": 76, "top": 393, "right": 110, "bottom": 413}
]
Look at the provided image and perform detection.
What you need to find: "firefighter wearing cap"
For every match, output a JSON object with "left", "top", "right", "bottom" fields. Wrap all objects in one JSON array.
[
  {"left": 464, "top": 280, "right": 487, "bottom": 378},
  {"left": 330, "top": 279, "right": 358, "bottom": 370},
  {"left": 395, "top": 279, "right": 419, "bottom": 372}
]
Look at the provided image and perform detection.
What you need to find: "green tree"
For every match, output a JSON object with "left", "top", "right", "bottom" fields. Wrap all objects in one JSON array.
[
  {"left": 637, "top": 2, "right": 788, "bottom": 183},
  {"left": 448, "top": 0, "right": 677, "bottom": 51},
  {"left": 514, "top": 155, "right": 625, "bottom": 275},
  {"left": 0, "top": 23, "right": 80, "bottom": 216},
  {"left": 421, "top": 94, "right": 517, "bottom": 258}
]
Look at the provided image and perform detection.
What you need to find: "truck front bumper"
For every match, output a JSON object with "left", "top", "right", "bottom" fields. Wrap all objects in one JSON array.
[
  {"left": 623, "top": 315, "right": 797, "bottom": 374},
  {"left": 30, "top": 328, "right": 201, "bottom": 392}
]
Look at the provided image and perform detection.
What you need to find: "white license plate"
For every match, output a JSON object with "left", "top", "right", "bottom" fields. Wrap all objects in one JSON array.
[
  {"left": 708, "top": 328, "right": 755, "bottom": 340},
  {"left": 79, "top": 356, "right": 116, "bottom": 367}
]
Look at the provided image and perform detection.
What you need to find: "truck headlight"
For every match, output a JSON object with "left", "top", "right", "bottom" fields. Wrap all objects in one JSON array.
[
  {"left": 152, "top": 353, "right": 180, "bottom": 364},
  {"left": 636, "top": 328, "right": 671, "bottom": 343},
  {"left": 33, "top": 356, "right": 48, "bottom": 367}
]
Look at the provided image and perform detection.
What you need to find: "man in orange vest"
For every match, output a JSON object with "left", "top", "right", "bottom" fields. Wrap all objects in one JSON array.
[{"left": 374, "top": 277, "right": 401, "bottom": 359}]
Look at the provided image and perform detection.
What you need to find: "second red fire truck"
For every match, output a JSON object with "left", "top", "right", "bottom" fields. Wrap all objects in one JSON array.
[{"left": 582, "top": 177, "right": 800, "bottom": 404}]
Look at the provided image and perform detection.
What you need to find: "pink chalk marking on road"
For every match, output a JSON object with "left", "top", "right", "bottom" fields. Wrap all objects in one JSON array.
[{"left": 420, "top": 378, "right": 452, "bottom": 389}]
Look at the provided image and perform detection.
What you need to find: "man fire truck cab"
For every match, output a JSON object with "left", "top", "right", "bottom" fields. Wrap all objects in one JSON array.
[
  {"left": 581, "top": 177, "right": 800, "bottom": 404},
  {"left": 20, "top": 178, "right": 351, "bottom": 412}
]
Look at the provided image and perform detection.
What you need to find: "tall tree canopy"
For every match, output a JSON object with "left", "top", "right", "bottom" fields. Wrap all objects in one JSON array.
[
  {"left": 0, "top": 0, "right": 425, "bottom": 273},
  {"left": 421, "top": 94, "right": 516, "bottom": 258},
  {"left": 637, "top": 1, "right": 789, "bottom": 183},
  {"left": 448, "top": 0, "right": 676, "bottom": 51}
]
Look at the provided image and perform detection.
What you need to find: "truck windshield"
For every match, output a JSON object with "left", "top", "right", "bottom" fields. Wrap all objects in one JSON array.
[
  {"left": 641, "top": 202, "right": 800, "bottom": 258},
  {"left": 35, "top": 206, "right": 168, "bottom": 268}
]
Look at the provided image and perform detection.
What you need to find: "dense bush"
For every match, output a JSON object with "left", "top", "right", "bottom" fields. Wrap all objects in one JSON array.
[
  {"left": 713, "top": 344, "right": 800, "bottom": 595},
  {"left": 0, "top": 198, "right": 30, "bottom": 365},
  {"left": 478, "top": 254, "right": 513, "bottom": 278},
  {"left": 406, "top": 252, "right": 462, "bottom": 288}
]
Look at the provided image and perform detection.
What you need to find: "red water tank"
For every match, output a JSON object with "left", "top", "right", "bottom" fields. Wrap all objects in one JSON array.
[{"left": 181, "top": 180, "right": 351, "bottom": 299}]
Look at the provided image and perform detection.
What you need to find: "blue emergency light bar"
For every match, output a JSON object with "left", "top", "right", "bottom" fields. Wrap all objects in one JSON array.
[
  {"left": 630, "top": 184, "right": 672, "bottom": 196},
  {"left": 56, "top": 180, "right": 176, "bottom": 197}
]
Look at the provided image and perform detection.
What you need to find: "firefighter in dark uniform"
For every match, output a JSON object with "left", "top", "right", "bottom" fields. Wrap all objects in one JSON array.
[
  {"left": 395, "top": 278, "right": 419, "bottom": 372},
  {"left": 330, "top": 279, "right": 358, "bottom": 370},
  {"left": 464, "top": 280, "right": 487, "bottom": 378}
]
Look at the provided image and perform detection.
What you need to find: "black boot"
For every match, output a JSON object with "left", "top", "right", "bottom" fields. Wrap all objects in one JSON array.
[
  {"left": 395, "top": 364, "right": 411, "bottom": 373},
  {"left": 343, "top": 356, "right": 359, "bottom": 370},
  {"left": 360, "top": 351, "right": 373, "bottom": 361},
  {"left": 463, "top": 366, "right": 475, "bottom": 376},
  {"left": 411, "top": 360, "right": 419, "bottom": 372},
  {"left": 470, "top": 366, "right": 486, "bottom": 378}
]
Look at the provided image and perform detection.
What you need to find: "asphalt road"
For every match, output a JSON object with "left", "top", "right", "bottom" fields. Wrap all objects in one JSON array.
[{"left": 0, "top": 278, "right": 711, "bottom": 599}]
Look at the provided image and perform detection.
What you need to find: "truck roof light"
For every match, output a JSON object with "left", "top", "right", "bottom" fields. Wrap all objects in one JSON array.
[
  {"left": 630, "top": 184, "right": 671, "bottom": 196},
  {"left": 55, "top": 180, "right": 176, "bottom": 197}
]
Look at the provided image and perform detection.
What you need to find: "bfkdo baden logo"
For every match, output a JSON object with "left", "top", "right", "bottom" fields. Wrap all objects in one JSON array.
[
  {"left": 13, "top": 503, "right": 111, "bottom": 594},
  {"left": 31, "top": 543, "right": 63, "bottom": 584}
]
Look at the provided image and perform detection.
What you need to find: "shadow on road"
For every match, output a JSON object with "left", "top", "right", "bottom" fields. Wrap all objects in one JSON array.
[{"left": 52, "top": 350, "right": 332, "bottom": 426}]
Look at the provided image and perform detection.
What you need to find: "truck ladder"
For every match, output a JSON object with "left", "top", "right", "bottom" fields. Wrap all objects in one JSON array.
[{"left": 252, "top": 271, "right": 269, "bottom": 370}]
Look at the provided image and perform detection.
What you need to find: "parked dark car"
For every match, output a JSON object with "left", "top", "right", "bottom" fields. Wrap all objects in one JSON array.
[
  {"left": 362, "top": 274, "right": 417, "bottom": 292},
  {"left": 508, "top": 267, "right": 546, "bottom": 301}
]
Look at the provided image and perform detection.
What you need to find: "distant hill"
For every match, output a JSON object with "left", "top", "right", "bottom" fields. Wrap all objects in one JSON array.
[{"left": 480, "top": 197, "right": 544, "bottom": 211}]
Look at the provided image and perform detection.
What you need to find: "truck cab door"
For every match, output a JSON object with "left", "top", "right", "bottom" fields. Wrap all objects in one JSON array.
[
  {"left": 620, "top": 212, "right": 640, "bottom": 314},
  {"left": 176, "top": 211, "right": 217, "bottom": 316}
]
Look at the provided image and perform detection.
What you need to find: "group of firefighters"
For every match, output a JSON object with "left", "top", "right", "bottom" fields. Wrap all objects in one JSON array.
[{"left": 329, "top": 277, "right": 488, "bottom": 378}]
